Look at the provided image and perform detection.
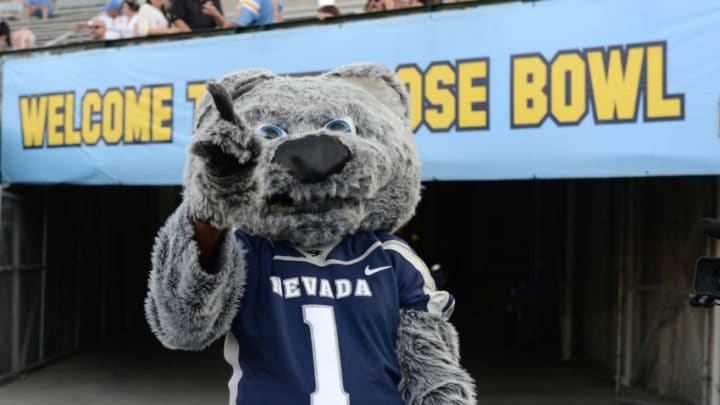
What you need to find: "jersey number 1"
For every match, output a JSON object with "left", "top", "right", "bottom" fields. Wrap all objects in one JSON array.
[{"left": 303, "top": 305, "right": 350, "bottom": 405}]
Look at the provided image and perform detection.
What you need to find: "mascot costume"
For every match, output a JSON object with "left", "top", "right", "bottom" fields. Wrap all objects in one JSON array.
[{"left": 144, "top": 63, "right": 476, "bottom": 405}]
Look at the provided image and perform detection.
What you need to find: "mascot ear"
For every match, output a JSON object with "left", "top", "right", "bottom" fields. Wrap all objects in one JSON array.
[
  {"left": 324, "top": 63, "right": 411, "bottom": 122},
  {"left": 215, "top": 69, "right": 275, "bottom": 99}
]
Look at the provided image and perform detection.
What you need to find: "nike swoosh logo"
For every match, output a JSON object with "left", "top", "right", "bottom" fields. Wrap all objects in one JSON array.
[{"left": 364, "top": 265, "right": 392, "bottom": 276}]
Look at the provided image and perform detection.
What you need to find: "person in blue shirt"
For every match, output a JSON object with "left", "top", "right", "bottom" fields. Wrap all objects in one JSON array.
[
  {"left": 228, "top": 0, "right": 282, "bottom": 27},
  {"left": 24, "top": 0, "right": 53, "bottom": 20}
]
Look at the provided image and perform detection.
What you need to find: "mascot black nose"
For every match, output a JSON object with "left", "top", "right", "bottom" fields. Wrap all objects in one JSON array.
[{"left": 272, "top": 135, "right": 351, "bottom": 183}]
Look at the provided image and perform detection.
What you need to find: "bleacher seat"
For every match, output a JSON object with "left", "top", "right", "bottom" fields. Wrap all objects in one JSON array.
[
  {"left": 0, "top": 0, "right": 23, "bottom": 21},
  {"left": 0, "top": 0, "right": 101, "bottom": 46}
]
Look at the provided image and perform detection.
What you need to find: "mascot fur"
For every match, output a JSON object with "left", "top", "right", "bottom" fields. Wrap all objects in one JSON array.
[{"left": 144, "top": 63, "right": 476, "bottom": 405}]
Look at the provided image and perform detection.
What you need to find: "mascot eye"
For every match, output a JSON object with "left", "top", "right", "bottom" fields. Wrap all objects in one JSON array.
[
  {"left": 325, "top": 119, "right": 353, "bottom": 134},
  {"left": 259, "top": 124, "right": 286, "bottom": 140}
]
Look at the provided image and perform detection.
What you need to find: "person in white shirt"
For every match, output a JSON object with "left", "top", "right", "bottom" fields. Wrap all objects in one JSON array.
[
  {"left": 120, "top": 0, "right": 139, "bottom": 38},
  {"left": 74, "top": 0, "right": 127, "bottom": 40},
  {"left": 135, "top": 0, "right": 178, "bottom": 36}
]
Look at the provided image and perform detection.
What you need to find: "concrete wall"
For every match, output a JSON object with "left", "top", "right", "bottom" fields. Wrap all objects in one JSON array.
[
  {"left": 0, "top": 184, "right": 182, "bottom": 382},
  {"left": 631, "top": 178, "right": 711, "bottom": 402},
  {"left": 572, "top": 177, "right": 715, "bottom": 404},
  {"left": 572, "top": 179, "right": 623, "bottom": 372},
  {"left": 408, "top": 177, "right": 716, "bottom": 403}
]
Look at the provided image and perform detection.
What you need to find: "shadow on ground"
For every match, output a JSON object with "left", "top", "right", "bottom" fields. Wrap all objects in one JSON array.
[{"left": 0, "top": 337, "right": 228, "bottom": 405}]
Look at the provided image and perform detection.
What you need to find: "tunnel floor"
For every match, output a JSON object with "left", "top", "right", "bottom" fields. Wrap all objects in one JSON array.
[{"left": 0, "top": 338, "right": 621, "bottom": 405}]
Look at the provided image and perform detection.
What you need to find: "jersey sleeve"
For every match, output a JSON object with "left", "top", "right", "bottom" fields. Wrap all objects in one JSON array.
[
  {"left": 382, "top": 236, "right": 455, "bottom": 319},
  {"left": 232, "top": 0, "right": 259, "bottom": 26}
]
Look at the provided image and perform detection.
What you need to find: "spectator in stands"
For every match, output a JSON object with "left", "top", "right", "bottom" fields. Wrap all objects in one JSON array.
[
  {"left": 103, "top": 0, "right": 124, "bottom": 20},
  {"left": 317, "top": 4, "right": 339, "bottom": 20},
  {"left": 135, "top": 0, "right": 178, "bottom": 36},
  {"left": 364, "top": 0, "right": 394, "bottom": 12},
  {"left": 88, "top": 18, "right": 106, "bottom": 40},
  {"left": 12, "top": 27, "right": 35, "bottom": 48},
  {"left": 24, "top": 0, "right": 53, "bottom": 20},
  {"left": 74, "top": 0, "right": 126, "bottom": 40},
  {"left": 0, "top": 19, "right": 11, "bottom": 51},
  {"left": 171, "top": 0, "right": 224, "bottom": 32},
  {"left": 101, "top": 0, "right": 127, "bottom": 38},
  {"left": 120, "top": 0, "right": 139, "bottom": 37},
  {"left": 227, "top": 0, "right": 282, "bottom": 27},
  {"left": 395, "top": 0, "right": 422, "bottom": 8}
]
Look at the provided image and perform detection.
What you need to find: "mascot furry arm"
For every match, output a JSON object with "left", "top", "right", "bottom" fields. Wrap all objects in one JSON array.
[{"left": 145, "top": 64, "right": 476, "bottom": 405}]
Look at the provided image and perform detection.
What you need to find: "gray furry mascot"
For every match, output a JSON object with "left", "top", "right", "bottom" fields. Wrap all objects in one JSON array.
[{"left": 145, "top": 63, "right": 476, "bottom": 405}]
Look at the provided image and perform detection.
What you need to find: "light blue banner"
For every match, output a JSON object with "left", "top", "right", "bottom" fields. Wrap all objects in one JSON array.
[{"left": 3, "top": 0, "right": 720, "bottom": 184}]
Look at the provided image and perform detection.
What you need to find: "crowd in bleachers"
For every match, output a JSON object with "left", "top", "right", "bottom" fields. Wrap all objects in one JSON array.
[
  {"left": 317, "top": 0, "right": 471, "bottom": 20},
  {"left": 71, "top": 0, "right": 177, "bottom": 40},
  {"left": 360, "top": 0, "right": 468, "bottom": 12},
  {"left": 5, "top": 0, "right": 286, "bottom": 44},
  {"left": 0, "top": 0, "right": 474, "bottom": 50},
  {"left": 67, "top": 0, "right": 282, "bottom": 40}
]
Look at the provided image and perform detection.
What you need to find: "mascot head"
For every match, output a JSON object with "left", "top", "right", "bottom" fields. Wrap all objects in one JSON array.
[{"left": 185, "top": 63, "right": 421, "bottom": 247}]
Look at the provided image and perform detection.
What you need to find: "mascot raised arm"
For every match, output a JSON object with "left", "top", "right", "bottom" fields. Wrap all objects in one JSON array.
[{"left": 144, "top": 63, "right": 476, "bottom": 405}]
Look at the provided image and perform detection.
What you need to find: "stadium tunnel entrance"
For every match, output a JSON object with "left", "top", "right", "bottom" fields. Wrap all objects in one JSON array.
[
  {"left": 400, "top": 177, "right": 715, "bottom": 405},
  {"left": 0, "top": 176, "right": 715, "bottom": 404}
]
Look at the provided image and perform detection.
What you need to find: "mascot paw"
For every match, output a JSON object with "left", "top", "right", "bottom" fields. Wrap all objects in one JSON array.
[
  {"left": 182, "top": 80, "right": 264, "bottom": 228},
  {"left": 419, "top": 383, "right": 476, "bottom": 405}
]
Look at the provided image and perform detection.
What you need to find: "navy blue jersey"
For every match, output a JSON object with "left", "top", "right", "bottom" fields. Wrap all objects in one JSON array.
[{"left": 224, "top": 231, "right": 455, "bottom": 405}]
